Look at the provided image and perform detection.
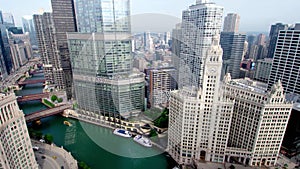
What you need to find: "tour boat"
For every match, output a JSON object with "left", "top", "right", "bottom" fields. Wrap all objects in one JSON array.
[
  {"left": 133, "top": 135, "right": 152, "bottom": 147},
  {"left": 113, "top": 128, "right": 132, "bottom": 138},
  {"left": 63, "top": 120, "right": 72, "bottom": 126}
]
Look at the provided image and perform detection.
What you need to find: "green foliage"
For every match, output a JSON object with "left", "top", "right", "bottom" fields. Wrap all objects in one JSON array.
[
  {"left": 28, "top": 128, "right": 43, "bottom": 139},
  {"left": 149, "top": 129, "right": 158, "bottom": 137},
  {"left": 51, "top": 95, "right": 58, "bottom": 102},
  {"left": 229, "top": 164, "right": 235, "bottom": 169},
  {"left": 57, "top": 98, "right": 63, "bottom": 103},
  {"left": 44, "top": 134, "right": 54, "bottom": 144},
  {"left": 153, "top": 109, "right": 169, "bottom": 128},
  {"left": 79, "top": 161, "right": 91, "bottom": 169},
  {"left": 43, "top": 99, "right": 55, "bottom": 108},
  {"left": 73, "top": 102, "right": 78, "bottom": 109}
]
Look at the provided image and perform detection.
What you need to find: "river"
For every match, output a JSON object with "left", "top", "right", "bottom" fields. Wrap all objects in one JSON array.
[{"left": 16, "top": 73, "right": 175, "bottom": 169}]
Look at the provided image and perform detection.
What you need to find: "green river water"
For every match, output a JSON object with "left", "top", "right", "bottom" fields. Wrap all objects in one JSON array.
[{"left": 16, "top": 74, "right": 174, "bottom": 169}]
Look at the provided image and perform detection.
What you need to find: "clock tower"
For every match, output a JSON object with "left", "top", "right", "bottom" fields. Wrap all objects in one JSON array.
[{"left": 200, "top": 34, "right": 223, "bottom": 102}]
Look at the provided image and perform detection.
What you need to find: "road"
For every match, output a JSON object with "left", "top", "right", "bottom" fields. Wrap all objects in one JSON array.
[{"left": 32, "top": 140, "right": 77, "bottom": 169}]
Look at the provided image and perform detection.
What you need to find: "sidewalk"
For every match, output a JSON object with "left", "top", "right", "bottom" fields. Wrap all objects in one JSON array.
[{"left": 32, "top": 139, "right": 77, "bottom": 169}]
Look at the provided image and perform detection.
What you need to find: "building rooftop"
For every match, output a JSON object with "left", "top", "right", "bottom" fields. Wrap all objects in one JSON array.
[{"left": 228, "top": 78, "right": 268, "bottom": 94}]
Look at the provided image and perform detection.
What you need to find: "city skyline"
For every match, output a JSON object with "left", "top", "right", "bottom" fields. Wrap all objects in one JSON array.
[{"left": 1, "top": 0, "right": 300, "bottom": 32}]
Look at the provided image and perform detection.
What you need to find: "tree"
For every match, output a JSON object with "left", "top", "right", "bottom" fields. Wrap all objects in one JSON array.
[
  {"left": 51, "top": 95, "right": 58, "bottom": 102},
  {"left": 229, "top": 164, "right": 235, "bottom": 169},
  {"left": 79, "top": 161, "right": 91, "bottom": 169},
  {"left": 57, "top": 98, "right": 63, "bottom": 103},
  {"left": 149, "top": 129, "right": 158, "bottom": 137},
  {"left": 44, "top": 134, "right": 54, "bottom": 144}
]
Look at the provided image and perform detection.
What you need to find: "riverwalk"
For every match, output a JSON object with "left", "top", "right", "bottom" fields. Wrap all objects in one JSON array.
[
  {"left": 68, "top": 114, "right": 167, "bottom": 151},
  {"left": 32, "top": 139, "right": 77, "bottom": 169}
]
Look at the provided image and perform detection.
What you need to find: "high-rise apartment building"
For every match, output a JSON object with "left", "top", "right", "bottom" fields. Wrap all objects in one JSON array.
[
  {"left": 223, "top": 76, "right": 292, "bottom": 167},
  {"left": 267, "top": 23, "right": 288, "bottom": 58},
  {"left": 223, "top": 13, "right": 240, "bottom": 33},
  {"left": 68, "top": 0, "right": 144, "bottom": 119},
  {"left": 168, "top": 34, "right": 235, "bottom": 164},
  {"left": 268, "top": 24, "right": 300, "bottom": 95},
  {"left": 178, "top": 0, "right": 223, "bottom": 88},
  {"left": 0, "top": 93, "right": 38, "bottom": 168},
  {"left": 254, "top": 58, "right": 273, "bottom": 83},
  {"left": 51, "top": 0, "right": 77, "bottom": 100},
  {"left": 34, "top": 13, "right": 65, "bottom": 89},
  {"left": 145, "top": 67, "right": 177, "bottom": 107},
  {"left": 22, "top": 15, "right": 38, "bottom": 47},
  {"left": 220, "top": 32, "right": 246, "bottom": 79}
]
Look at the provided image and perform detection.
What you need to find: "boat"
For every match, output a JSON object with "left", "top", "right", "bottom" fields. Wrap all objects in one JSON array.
[
  {"left": 113, "top": 128, "right": 132, "bottom": 138},
  {"left": 133, "top": 135, "right": 152, "bottom": 147},
  {"left": 63, "top": 121, "right": 72, "bottom": 126}
]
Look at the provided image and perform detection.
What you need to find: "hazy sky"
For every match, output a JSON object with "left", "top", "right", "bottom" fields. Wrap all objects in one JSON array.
[{"left": 1, "top": 0, "right": 299, "bottom": 32}]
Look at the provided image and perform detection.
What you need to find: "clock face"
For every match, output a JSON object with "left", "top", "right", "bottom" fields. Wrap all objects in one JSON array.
[{"left": 209, "top": 67, "right": 216, "bottom": 73}]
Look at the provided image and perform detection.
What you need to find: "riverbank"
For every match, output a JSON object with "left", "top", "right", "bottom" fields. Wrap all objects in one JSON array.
[{"left": 67, "top": 114, "right": 167, "bottom": 151}]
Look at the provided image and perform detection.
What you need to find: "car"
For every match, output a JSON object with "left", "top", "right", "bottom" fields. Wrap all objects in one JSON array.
[
  {"left": 33, "top": 146, "right": 39, "bottom": 151},
  {"left": 41, "top": 156, "right": 46, "bottom": 159},
  {"left": 39, "top": 139, "right": 45, "bottom": 143}
]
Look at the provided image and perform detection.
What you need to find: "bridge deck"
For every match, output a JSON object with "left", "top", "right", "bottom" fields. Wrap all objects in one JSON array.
[
  {"left": 17, "top": 93, "right": 49, "bottom": 102},
  {"left": 25, "top": 105, "right": 72, "bottom": 122}
]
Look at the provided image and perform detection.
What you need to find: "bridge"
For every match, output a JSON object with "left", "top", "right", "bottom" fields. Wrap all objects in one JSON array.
[
  {"left": 17, "top": 93, "right": 49, "bottom": 102},
  {"left": 25, "top": 105, "right": 72, "bottom": 122},
  {"left": 18, "top": 79, "right": 45, "bottom": 86},
  {"left": 29, "top": 70, "right": 43, "bottom": 75}
]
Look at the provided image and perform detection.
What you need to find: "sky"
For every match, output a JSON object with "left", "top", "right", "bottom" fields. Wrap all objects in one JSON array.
[{"left": 1, "top": 0, "right": 300, "bottom": 32}]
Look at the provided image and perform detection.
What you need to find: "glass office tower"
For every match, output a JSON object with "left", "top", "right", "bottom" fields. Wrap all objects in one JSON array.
[{"left": 68, "top": 0, "right": 144, "bottom": 119}]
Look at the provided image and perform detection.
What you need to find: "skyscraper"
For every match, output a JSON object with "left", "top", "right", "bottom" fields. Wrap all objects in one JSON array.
[
  {"left": 8, "top": 32, "right": 32, "bottom": 71},
  {"left": 2, "top": 13, "right": 15, "bottom": 28},
  {"left": 220, "top": 32, "right": 246, "bottom": 79},
  {"left": 68, "top": 0, "right": 144, "bottom": 119},
  {"left": 22, "top": 15, "right": 38, "bottom": 47},
  {"left": 0, "top": 93, "right": 38, "bottom": 168},
  {"left": 223, "top": 13, "right": 240, "bottom": 33},
  {"left": 267, "top": 23, "right": 288, "bottom": 58},
  {"left": 178, "top": 0, "right": 223, "bottom": 88},
  {"left": 168, "top": 34, "right": 235, "bottom": 164},
  {"left": 51, "top": 0, "right": 77, "bottom": 100},
  {"left": 268, "top": 24, "right": 300, "bottom": 95},
  {"left": 223, "top": 76, "right": 292, "bottom": 167},
  {"left": 254, "top": 58, "right": 273, "bottom": 83},
  {"left": 145, "top": 67, "right": 177, "bottom": 108},
  {"left": 34, "top": 12, "right": 65, "bottom": 89}
]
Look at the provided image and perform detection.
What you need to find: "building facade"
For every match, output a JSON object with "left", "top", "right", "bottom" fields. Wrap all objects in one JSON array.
[
  {"left": 145, "top": 67, "right": 177, "bottom": 107},
  {"left": 178, "top": 0, "right": 223, "bottom": 88},
  {"left": 34, "top": 12, "right": 65, "bottom": 90},
  {"left": 267, "top": 25, "right": 300, "bottom": 95},
  {"left": 68, "top": 0, "right": 144, "bottom": 119},
  {"left": 22, "top": 15, "right": 38, "bottom": 47},
  {"left": 223, "top": 13, "right": 240, "bottom": 33},
  {"left": 0, "top": 93, "right": 38, "bottom": 168},
  {"left": 220, "top": 32, "right": 246, "bottom": 79},
  {"left": 168, "top": 34, "right": 235, "bottom": 164},
  {"left": 223, "top": 76, "right": 292, "bottom": 167},
  {"left": 8, "top": 32, "right": 32, "bottom": 71},
  {"left": 254, "top": 58, "right": 273, "bottom": 83},
  {"left": 267, "top": 23, "right": 288, "bottom": 58},
  {"left": 51, "top": 0, "right": 77, "bottom": 100}
]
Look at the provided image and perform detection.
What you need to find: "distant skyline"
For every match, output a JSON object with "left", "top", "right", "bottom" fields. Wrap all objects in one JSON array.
[{"left": 1, "top": 0, "right": 300, "bottom": 32}]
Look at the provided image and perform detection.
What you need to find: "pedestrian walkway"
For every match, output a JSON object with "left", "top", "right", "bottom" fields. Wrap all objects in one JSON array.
[{"left": 32, "top": 139, "right": 77, "bottom": 169}]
